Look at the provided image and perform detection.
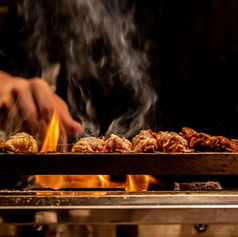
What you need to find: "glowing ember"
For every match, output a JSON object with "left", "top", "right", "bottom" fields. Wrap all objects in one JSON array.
[{"left": 40, "top": 110, "right": 60, "bottom": 152}]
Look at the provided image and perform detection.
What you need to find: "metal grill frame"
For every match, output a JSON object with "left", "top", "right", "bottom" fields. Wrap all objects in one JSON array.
[{"left": 0, "top": 152, "right": 237, "bottom": 175}]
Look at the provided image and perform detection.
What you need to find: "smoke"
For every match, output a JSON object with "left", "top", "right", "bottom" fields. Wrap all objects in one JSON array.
[
  {"left": 21, "top": 0, "right": 157, "bottom": 138},
  {"left": 0, "top": 99, "right": 30, "bottom": 139}
]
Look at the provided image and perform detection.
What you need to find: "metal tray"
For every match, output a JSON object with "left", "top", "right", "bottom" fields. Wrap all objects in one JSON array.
[
  {"left": 0, "top": 152, "right": 237, "bottom": 175},
  {"left": 1, "top": 191, "right": 238, "bottom": 224}
]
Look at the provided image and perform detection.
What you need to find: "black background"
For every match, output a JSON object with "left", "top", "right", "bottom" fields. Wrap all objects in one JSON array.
[{"left": 1, "top": 0, "right": 238, "bottom": 138}]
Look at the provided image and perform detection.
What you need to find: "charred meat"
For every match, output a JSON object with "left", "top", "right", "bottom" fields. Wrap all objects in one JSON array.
[
  {"left": 104, "top": 134, "right": 133, "bottom": 153},
  {"left": 154, "top": 131, "right": 190, "bottom": 152},
  {"left": 132, "top": 130, "right": 158, "bottom": 153},
  {"left": 182, "top": 127, "right": 238, "bottom": 152},
  {"left": 4, "top": 132, "right": 38, "bottom": 152},
  {"left": 181, "top": 127, "right": 197, "bottom": 141},
  {"left": 72, "top": 137, "right": 105, "bottom": 153}
]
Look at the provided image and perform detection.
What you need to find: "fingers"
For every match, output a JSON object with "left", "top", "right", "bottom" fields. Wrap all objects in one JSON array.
[
  {"left": 54, "top": 95, "right": 82, "bottom": 135},
  {"left": 58, "top": 120, "right": 67, "bottom": 145},
  {"left": 0, "top": 94, "right": 15, "bottom": 112},
  {"left": 30, "top": 78, "right": 56, "bottom": 122},
  {"left": 13, "top": 83, "right": 39, "bottom": 135},
  {"left": 30, "top": 78, "right": 82, "bottom": 137},
  {"left": 0, "top": 75, "right": 82, "bottom": 140},
  {"left": 0, "top": 101, "right": 24, "bottom": 135}
]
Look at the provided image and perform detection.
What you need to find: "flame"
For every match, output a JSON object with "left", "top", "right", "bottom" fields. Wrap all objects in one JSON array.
[
  {"left": 35, "top": 175, "right": 64, "bottom": 190},
  {"left": 35, "top": 174, "right": 162, "bottom": 191},
  {"left": 36, "top": 111, "right": 163, "bottom": 191},
  {"left": 40, "top": 110, "right": 60, "bottom": 152},
  {"left": 126, "top": 175, "right": 159, "bottom": 191}
]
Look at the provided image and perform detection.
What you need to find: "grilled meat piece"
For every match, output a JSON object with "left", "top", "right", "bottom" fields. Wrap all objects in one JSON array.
[
  {"left": 4, "top": 132, "right": 38, "bottom": 152},
  {"left": 154, "top": 131, "right": 190, "bottom": 152},
  {"left": 104, "top": 134, "right": 133, "bottom": 153},
  {"left": 189, "top": 132, "right": 211, "bottom": 149},
  {"left": 132, "top": 130, "right": 158, "bottom": 153},
  {"left": 72, "top": 137, "right": 105, "bottom": 153},
  {"left": 182, "top": 127, "right": 197, "bottom": 141},
  {"left": 208, "top": 136, "right": 238, "bottom": 151},
  {"left": 182, "top": 127, "right": 238, "bottom": 152},
  {"left": 191, "top": 134, "right": 238, "bottom": 151}
]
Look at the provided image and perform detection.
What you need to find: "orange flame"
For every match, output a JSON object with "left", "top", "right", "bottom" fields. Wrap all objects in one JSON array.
[
  {"left": 40, "top": 110, "right": 60, "bottom": 152},
  {"left": 35, "top": 175, "right": 64, "bottom": 190},
  {"left": 35, "top": 174, "right": 162, "bottom": 191},
  {"left": 126, "top": 175, "right": 159, "bottom": 191},
  {"left": 36, "top": 111, "right": 162, "bottom": 191}
]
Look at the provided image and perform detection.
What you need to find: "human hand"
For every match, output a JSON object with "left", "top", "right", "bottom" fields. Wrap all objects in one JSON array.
[{"left": 0, "top": 71, "right": 82, "bottom": 141}]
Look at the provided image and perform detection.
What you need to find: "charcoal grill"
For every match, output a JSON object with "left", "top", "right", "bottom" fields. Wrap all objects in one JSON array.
[{"left": 1, "top": 152, "right": 238, "bottom": 236}]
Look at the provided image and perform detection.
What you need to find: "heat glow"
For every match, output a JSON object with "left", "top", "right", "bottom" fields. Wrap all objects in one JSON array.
[
  {"left": 36, "top": 112, "right": 161, "bottom": 191},
  {"left": 35, "top": 174, "right": 160, "bottom": 192}
]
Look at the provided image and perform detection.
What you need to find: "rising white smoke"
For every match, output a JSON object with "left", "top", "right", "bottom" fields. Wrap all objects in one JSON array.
[{"left": 21, "top": 0, "right": 157, "bottom": 138}]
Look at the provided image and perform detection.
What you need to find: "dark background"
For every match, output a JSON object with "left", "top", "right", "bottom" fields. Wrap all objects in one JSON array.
[
  {"left": 1, "top": 0, "right": 238, "bottom": 138},
  {"left": 134, "top": 0, "right": 238, "bottom": 138},
  {"left": 0, "top": 0, "right": 10, "bottom": 27}
]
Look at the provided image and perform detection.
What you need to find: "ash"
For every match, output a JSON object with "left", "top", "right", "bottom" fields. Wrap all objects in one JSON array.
[{"left": 173, "top": 181, "right": 222, "bottom": 191}]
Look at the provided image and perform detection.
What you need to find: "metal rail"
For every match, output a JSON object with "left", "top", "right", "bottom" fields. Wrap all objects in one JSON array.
[{"left": 1, "top": 191, "right": 238, "bottom": 224}]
